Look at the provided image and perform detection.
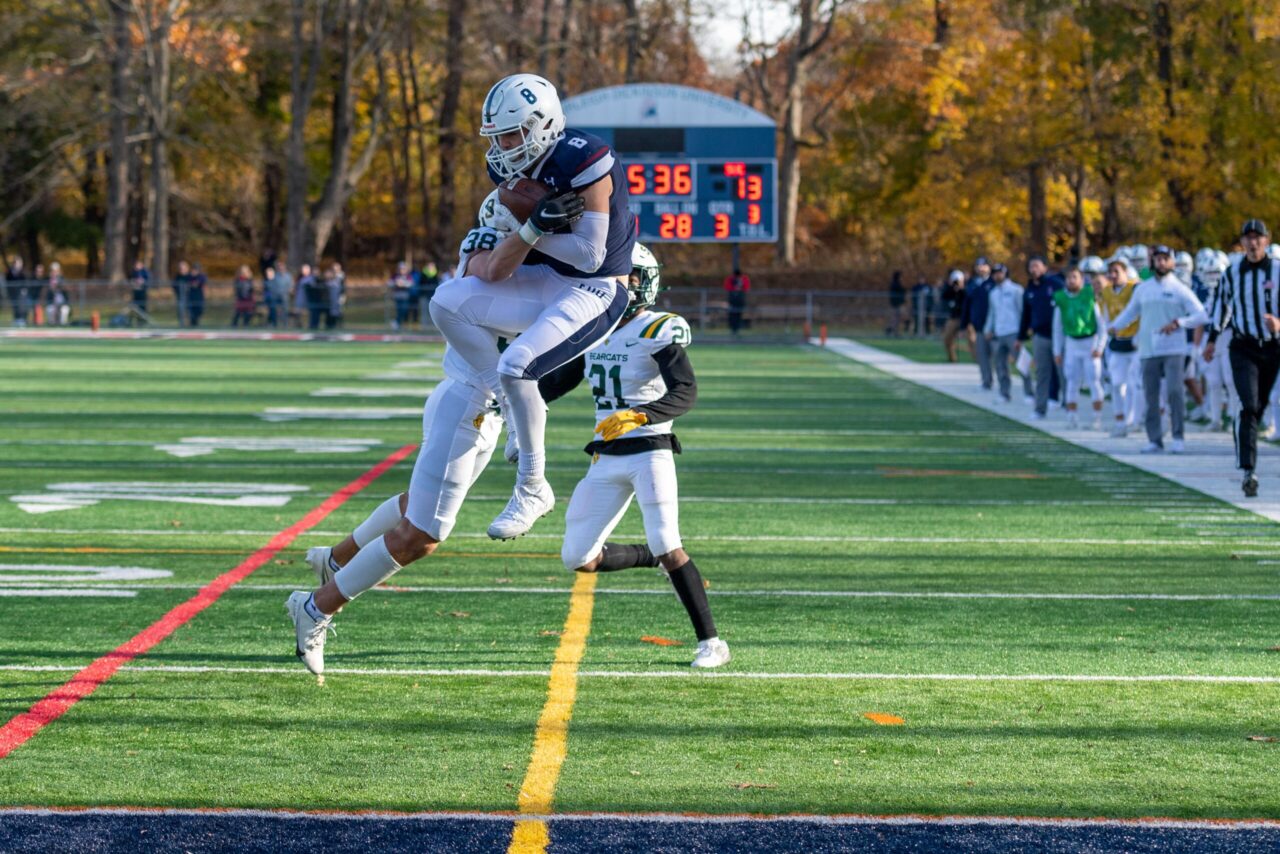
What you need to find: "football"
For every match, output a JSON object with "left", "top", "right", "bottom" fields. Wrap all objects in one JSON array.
[{"left": 497, "top": 177, "right": 551, "bottom": 223}]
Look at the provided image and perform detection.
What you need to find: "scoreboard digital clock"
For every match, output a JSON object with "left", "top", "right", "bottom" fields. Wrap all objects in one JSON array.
[{"left": 562, "top": 84, "right": 779, "bottom": 244}]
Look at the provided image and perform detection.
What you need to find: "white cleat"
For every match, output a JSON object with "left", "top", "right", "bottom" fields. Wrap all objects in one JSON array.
[
  {"left": 1169, "top": 438, "right": 1185, "bottom": 454},
  {"left": 306, "top": 546, "right": 337, "bottom": 586},
  {"left": 286, "top": 591, "right": 332, "bottom": 676},
  {"left": 1066, "top": 413, "right": 1078, "bottom": 429},
  {"left": 1140, "top": 442, "right": 1163, "bottom": 454},
  {"left": 691, "top": 638, "right": 731, "bottom": 669},
  {"left": 488, "top": 479, "right": 555, "bottom": 541},
  {"left": 1110, "top": 422, "right": 1127, "bottom": 438},
  {"left": 1091, "top": 415, "right": 1103, "bottom": 431}
]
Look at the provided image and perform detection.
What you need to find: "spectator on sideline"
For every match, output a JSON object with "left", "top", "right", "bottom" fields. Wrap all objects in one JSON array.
[
  {"left": 414, "top": 261, "right": 441, "bottom": 325},
  {"left": 272, "top": 262, "right": 295, "bottom": 327},
  {"left": 940, "top": 269, "right": 967, "bottom": 362},
  {"left": 231, "top": 265, "right": 256, "bottom": 327},
  {"left": 389, "top": 261, "right": 414, "bottom": 330},
  {"left": 325, "top": 263, "right": 346, "bottom": 330},
  {"left": 983, "top": 263, "right": 1024, "bottom": 404},
  {"left": 45, "top": 262, "right": 70, "bottom": 326},
  {"left": 1107, "top": 245, "right": 1208, "bottom": 454},
  {"left": 1099, "top": 258, "right": 1141, "bottom": 436},
  {"left": 724, "top": 266, "right": 750, "bottom": 338},
  {"left": 1051, "top": 265, "right": 1107, "bottom": 430},
  {"left": 30, "top": 264, "right": 47, "bottom": 316},
  {"left": 300, "top": 264, "right": 325, "bottom": 330},
  {"left": 186, "top": 263, "right": 207, "bottom": 327},
  {"left": 1020, "top": 255, "right": 1065, "bottom": 420},
  {"left": 129, "top": 260, "right": 151, "bottom": 317},
  {"left": 263, "top": 265, "right": 288, "bottom": 328},
  {"left": 5, "top": 256, "right": 29, "bottom": 326},
  {"left": 887, "top": 271, "right": 906, "bottom": 336},
  {"left": 963, "top": 257, "right": 995, "bottom": 389},
  {"left": 911, "top": 275, "right": 933, "bottom": 335},
  {"left": 171, "top": 261, "right": 192, "bottom": 326}
]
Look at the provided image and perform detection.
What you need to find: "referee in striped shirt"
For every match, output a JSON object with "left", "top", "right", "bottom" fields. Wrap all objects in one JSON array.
[{"left": 1204, "top": 219, "right": 1280, "bottom": 497}]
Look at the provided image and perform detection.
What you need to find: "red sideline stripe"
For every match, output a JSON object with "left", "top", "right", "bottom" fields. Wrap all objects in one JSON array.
[{"left": 0, "top": 442, "right": 417, "bottom": 760}]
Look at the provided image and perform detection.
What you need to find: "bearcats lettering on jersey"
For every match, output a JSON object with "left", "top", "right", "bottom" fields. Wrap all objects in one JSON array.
[
  {"left": 583, "top": 309, "right": 691, "bottom": 440},
  {"left": 487, "top": 128, "right": 636, "bottom": 280}
]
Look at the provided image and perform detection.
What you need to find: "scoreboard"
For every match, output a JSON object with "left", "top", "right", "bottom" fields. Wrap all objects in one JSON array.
[{"left": 561, "top": 84, "right": 778, "bottom": 244}]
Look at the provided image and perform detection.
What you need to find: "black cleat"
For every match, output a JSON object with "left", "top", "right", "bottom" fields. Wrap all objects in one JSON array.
[{"left": 1243, "top": 472, "right": 1259, "bottom": 498}]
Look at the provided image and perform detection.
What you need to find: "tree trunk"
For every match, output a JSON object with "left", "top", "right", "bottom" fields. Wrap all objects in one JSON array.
[
  {"left": 537, "top": 0, "right": 553, "bottom": 77},
  {"left": 146, "top": 7, "right": 174, "bottom": 286},
  {"left": 434, "top": 0, "right": 466, "bottom": 262},
  {"left": 286, "top": 0, "right": 326, "bottom": 269},
  {"left": 556, "top": 0, "right": 574, "bottom": 84},
  {"left": 389, "top": 43, "right": 413, "bottom": 262},
  {"left": 933, "top": 0, "right": 949, "bottom": 45},
  {"left": 777, "top": 0, "right": 818, "bottom": 267},
  {"left": 103, "top": 0, "right": 131, "bottom": 284},
  {"left": 1071, "top": 164, "right": 1085, "bottom": 262},
  {"left": 1028, "top": 160, "right": 1046, "bottom": 256},
  {"left": 126, "top": 141, "right": 146, "bottom": 268},
  {"left": 622, "top": 0, "right": 639, "bottom": 82},
  {"left": 404, "top": 29, "right": 432, "bottom": 253},
  {"left": 82, "top": 152, "right": 104, "bottom": 277},
  {"left": 1152, "top": 0, "right": 1192, "bottom": 221}
]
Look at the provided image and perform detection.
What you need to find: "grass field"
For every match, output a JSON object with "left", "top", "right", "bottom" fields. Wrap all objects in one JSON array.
[{"left": 1, "top": 334, "right": 1279, "bottom": 849}]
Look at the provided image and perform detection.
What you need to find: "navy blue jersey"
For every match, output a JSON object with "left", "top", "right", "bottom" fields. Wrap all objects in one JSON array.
[{"left": 488, "top": 129, "right": 636, "bottom": 280}]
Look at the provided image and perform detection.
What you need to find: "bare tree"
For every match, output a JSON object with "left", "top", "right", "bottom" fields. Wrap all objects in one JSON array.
[
  {"left": 286, "top": 0, "right": 390, "bottom": 267},
  {"left": 743, "top": 0, "right": 845, "bottom": 266},
  {"left": 104, "top": 0, "right": 131, "bottom": 284},
  {"left": 433, "top": 0, "right": 466, "bottom": 262},
  {"left": 137, "top": 0, "right": 177, "bottom": 284}
]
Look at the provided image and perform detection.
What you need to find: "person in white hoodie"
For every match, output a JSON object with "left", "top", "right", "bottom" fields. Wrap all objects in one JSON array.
[
  {"left": 1052, "top": 264, "right": 1108, "bottom": 430},
  {"left": 1107, "top": 245, "right": 1209, "bottom": 453},
  {"left": 983, "top": 263, "right": 1025, "bottom": 404}
]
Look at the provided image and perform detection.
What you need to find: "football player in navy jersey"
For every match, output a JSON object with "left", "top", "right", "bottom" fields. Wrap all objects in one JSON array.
[{"left": 430, "top": 73, "right": 636, "bottom": 542}]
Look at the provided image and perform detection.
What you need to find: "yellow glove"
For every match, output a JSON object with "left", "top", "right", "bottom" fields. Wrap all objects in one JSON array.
[{"left": 595, "top": 409, "right": 648, "bottom": 442}]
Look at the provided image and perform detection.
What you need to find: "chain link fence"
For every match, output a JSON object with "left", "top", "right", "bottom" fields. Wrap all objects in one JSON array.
[{"left": 1, "top": 279, "right": 951, "bottom": 338}]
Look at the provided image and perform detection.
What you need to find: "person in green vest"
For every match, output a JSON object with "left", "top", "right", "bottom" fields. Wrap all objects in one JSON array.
[{"left": 1052, "top": 263, "right": 1108, "bottom": 430}]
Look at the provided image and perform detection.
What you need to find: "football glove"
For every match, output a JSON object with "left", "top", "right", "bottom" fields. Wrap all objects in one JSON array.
[
  {"left": 595, "top": 409, "right": 648, "bottom": 442},
  {"left": 529, "top": 191, "right": 585, "bottom": 234}
]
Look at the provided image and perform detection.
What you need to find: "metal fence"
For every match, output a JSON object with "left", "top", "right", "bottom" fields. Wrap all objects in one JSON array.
[{"left": 0, "top": 279, "right": 952, "bottom": 336}]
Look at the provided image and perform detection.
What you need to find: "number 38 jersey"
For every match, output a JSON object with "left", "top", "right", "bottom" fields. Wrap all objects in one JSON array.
[{"left": 585, "top": 309, "right": 692, "bottom": 440}]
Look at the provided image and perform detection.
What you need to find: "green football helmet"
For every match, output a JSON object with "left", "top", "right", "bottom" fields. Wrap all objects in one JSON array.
[{"left": 625, "top": 243, "right": 662, "bottom": 319}]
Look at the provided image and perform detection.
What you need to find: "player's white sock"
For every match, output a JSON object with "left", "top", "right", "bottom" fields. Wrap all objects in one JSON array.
[
  {"left": 353, "top": 495, "right": 403, "bottom": 548},
  {"left": 501, "top": 373, "right": 546, "bottom": 482},
  {"left": 333, "top": 535, "right": 402, "bottom": 601},
  {"left": 428, "top": 301, "right": 503, "bottom": 397}
]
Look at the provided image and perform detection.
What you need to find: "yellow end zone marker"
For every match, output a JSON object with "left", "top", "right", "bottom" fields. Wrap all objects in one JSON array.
[{"left": 508, "top": 570, "right": 598, "bottom": 854}]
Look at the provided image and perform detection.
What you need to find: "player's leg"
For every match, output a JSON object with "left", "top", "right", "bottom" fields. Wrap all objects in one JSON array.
[
  {"left": 1061, "top": 345, "right": 1082, "bottom": 426},
  {"left": 561, "top": 456, "right": 637, "bottom": 572},
  {"left": 1086, "top": 353, "right": 1105, "bottom": 428},
  {"left": 286, "top": 379, "right": 501, "bottom": 674},
  {"left": 307, "top": 493, "right": 407, "bottom": 587},
  {"left": 490, "top": 278, "right": 630, "bottom": 540},
  {"left": 630, "top": 450, "right": 728, "bottom": 668}
]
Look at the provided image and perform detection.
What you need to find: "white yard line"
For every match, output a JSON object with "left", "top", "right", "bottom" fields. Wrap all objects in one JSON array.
[
  {"left": 2, "top": 663, "right": 1278, "bottom": 684},
  {"left": 822, "top": 338, "right": 1280, "bottom": 523}
]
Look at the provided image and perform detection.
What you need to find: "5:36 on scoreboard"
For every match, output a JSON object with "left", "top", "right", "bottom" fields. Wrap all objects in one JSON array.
[{"left": 622, "top": 158, "right": 777, "bottom": 243}]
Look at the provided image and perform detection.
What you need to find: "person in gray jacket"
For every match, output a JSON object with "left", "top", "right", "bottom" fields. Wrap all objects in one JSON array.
[{"left": 983, "top": 263, "right": 1026, "bottom": 404}]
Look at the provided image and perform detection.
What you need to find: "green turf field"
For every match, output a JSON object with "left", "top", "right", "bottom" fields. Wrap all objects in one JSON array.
[{"left": 1, "top": 335, "right": 1278, "bottom": 819}]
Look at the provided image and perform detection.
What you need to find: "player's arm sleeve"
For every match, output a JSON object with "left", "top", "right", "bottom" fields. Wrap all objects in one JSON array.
[
  {"left": 1092, "top": 305, "right": 1107, "bottom": 351},
  {"left": 633, "top": 344, "right": 697, "bottom": 424},
  {"left": 538, "top": 355, "right": 586, "bottom": 404},
  {"left": 531, "top": 212, "right": 609, "bottom": 273}
]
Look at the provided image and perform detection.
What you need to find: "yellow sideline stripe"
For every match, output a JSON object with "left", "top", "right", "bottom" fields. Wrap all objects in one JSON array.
[{"left": 507, "top": 570, "right": 598, "bottom": 854}]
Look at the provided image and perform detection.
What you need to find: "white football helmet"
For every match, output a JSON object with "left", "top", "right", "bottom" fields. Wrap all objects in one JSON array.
[
  {"left": 1079, "top": 255, "right": 1107, "bottom": 275},
  {"left": 1174, "top": 250, "right": 1194, "bottom": 284},
  {"left": 625, "top": 243, "right": 662, "bottom": 318},
  {"left": 478, "top": 189, "right": 520, "bottom": 234},
  {"left": 1127, "top": 244, "right": 1150, "bottom": 270},
  {"left": 479, "top": 74, "right": 566, "bottom": 179},
  {"left": 1194, "top": 248, "right": 1220, "bottom": 274}
]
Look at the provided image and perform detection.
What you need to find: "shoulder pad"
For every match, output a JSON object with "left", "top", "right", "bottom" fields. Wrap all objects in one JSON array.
[
  {"left": 636, "top": 312, "right": 691, "bottom": 348},
  {"left": 551, "top": 130, "right": 615, "bottom": 190}
]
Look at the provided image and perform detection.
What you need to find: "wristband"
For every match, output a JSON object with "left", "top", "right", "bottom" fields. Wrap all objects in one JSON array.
[{"left": 518, "top": 220, "right": 543, "bottom": 245}]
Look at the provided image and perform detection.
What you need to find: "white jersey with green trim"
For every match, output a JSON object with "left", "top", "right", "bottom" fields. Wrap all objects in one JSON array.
[{"left": 584, "top": 308, "right": 691, "bottom": 439}]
